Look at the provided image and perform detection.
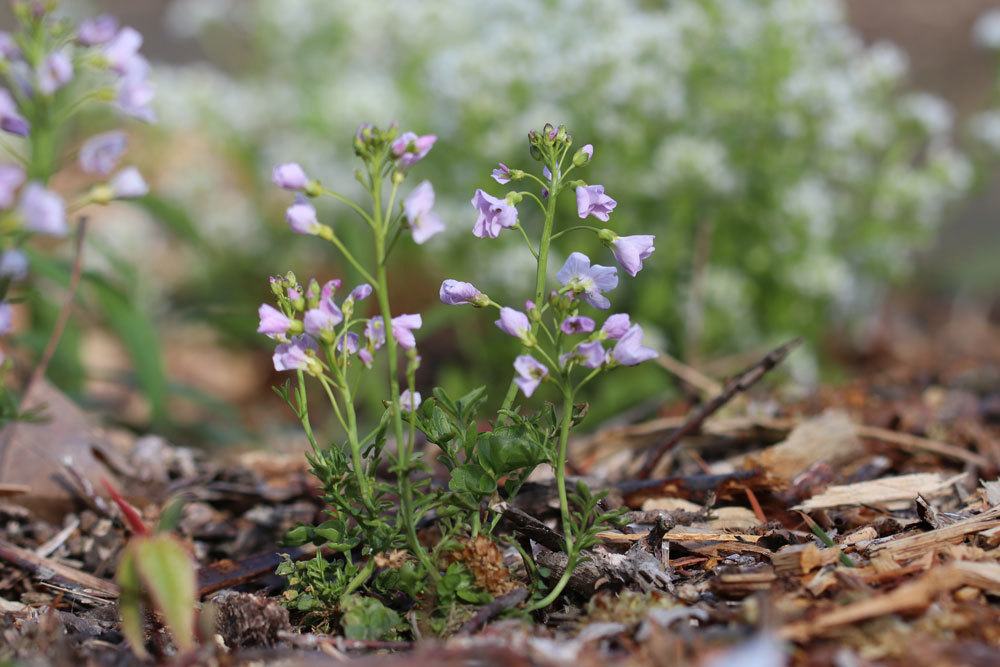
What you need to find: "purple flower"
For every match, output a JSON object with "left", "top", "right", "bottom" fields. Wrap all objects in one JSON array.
[
  {"left": 109, "top": 167, "right": 148, "bottom": 198},
  {"left": 492, "top": 162, "right": 511, "bottom": 184},
  {"left": 116, "top": 76, "right": 155, "bottom": 122},
  {"left": 303, "top": 302, "right": 343, "bottom": 337},
  {"left": 0, "top": 249, "right": 27, "bottom": 280},
  {"left": 471, "top": 189, "right": 518, "bottom": 239},
  {"left": 391, "top": 313, "right": 422, "bottom": 349},
  {"left": 514, "top": 355, "right": 548, "bottom": 397},
  {"left": 258, "top": 304, "right": 291, "bottom": 336},
  {"left": 103, "top": 27, "right": 143, "bottom": 75},
  {"left": 542, "top": 166, "right": 552, "bottom": 181},
  {"left": 272, "top": 162, "right": 308, "bottom": 190},
  {"left": 0, "top": 32, "right": 21, "bottom": 60},
  {"left": 403, "top": 181, "right": 444, "bottom": 244},
  {"left": 0, "top": 302, "right": 11, "bottom": 335},
  {"left": 561, "top": 340, "right": 606, "bottom": 369},
  {"left": 77, "top": 15, "right": 119, "bottom": 46},
  {"left": 348, "top": 283, "right": 372, "bottom": 302},
  {"left": 576, "top": 185, "right": 617, "bottom": 221},
  {"left": 556, "top": 252, "right": 618, "bottom": 309},
  {"left": 439, "top": 279, "right": 484, "bottom": 306},
  {"left": 392, "top": 132, "right": 436, "bottom": 168},
  {"left": 400, "top": 389, "right": 422, "bottom": 412},
  {"left": 610, "top": 235, "right": 655, "bottom": 277},
  {"left": 576, "top": 340, "right": 606, "bottom": 368},
  {"left": 601, "top": 314, "right": 631, "bottom": 340},
  {"left": 560, "top": 316, "right": 595, "bottom": 335},
  {"left": 37, "top": 49, "right": 73, "bottom": 95},
  {"left": 320, "top": 279, "right": 341, "bottom": 301},
  {"left": 365, "top": 317, "right": 386, "bottom": 350},
  {"left": 19, "top": 183, "right": 66, "bottom": 236},
  {"left": 338, "top": 331, "right": 360, "bottom": 355},
  {"left": 273, "top": 335, "right": 318, "bottom": 372},
  {"left": 581, "top": 144, "right": 594, "bottom": 160},
  {"left": 358, "top": 348, "right": 374, "bottom": 367},
  {"left": 79, "top": 131, "right": 127, "bottom": 176},
  {"left": 612, "top": 325, "right": 657, "bottom": 366},
  {"left": 0, "top": 164, "right": 25, "bottom": 208},
  {"left": 0, "top": 88, "right": 29, "bottom": 137},
  {"left": 286, "top": 198, "right": 321, "bottom": 235},
  {"left": 495, "top": 307, "right": 531, "bottom": 340}
]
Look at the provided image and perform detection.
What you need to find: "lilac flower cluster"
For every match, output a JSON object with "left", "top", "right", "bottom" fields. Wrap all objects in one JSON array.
[
  {"left": 0, "top": 8, "right": 154, "bottom": 338},
  {"left": 258, "top": 274, "right": 423, "bottom": 375},
  {"left": 441, "top": 124, "right": 658, "bottom": 399}
]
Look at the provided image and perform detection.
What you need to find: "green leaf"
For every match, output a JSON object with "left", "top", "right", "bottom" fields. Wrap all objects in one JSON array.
[
  {"left": 448, "top": 463, "right": 496, "bottom": 497},
  {"left": 476, "top": 427, "right": 545, "bottom": 477},
  {"left": 115, "top": 546, "right": 148, "bottom": 659},
  {"left": 87, "top": 274, "right": 169, "bottom": 426},
  {"left": 339, "top": 595, "right": 402, "bottom": 640},
  {"left": 455, "top": 385, "right": 487, "bottom": 419},
  {"left": 132, "top": 535, "right": 198, "bottom": 653}
]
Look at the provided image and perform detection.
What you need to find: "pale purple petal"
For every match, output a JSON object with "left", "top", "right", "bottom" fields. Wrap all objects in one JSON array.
[
  {"left": 19, "top": 183, "right": 66, "bottom": 236},
  {"left": 576, "top": 184, "right": 617, "bottom": 221},
  {"left": 365, "top": 317, "right": 386, "bottom": 349},
  {"left": 471, "top": 189, "right": 518, "bottom": 239},
  {"left": 286, "top": 198, "right": 320, "bottom": 235},
  {"left": 400, "top": 389, "right": 422, "bottom": 412},
  {"left": 560, "top": 316, "right": 596, "bottom": 335},
  {"left": 272, "top": 162, "right": 308, "bottom": 190},
  {"left": 77, "top": 15, "right": 118, "bottom": 46},
  {"left": 491, "top": 162, "right": 511, "bottom": 184},
  {"left": 303, "top": 305, "right": 342, "bottom": 336},
  {"left": 601, "top": 314, "right": 631, "bottom": 339},
  {"left": 612, "top": 325, "right": 658, "bottom": 366},
  {"left": 109, "top": 167, "right": 148, "bottom": 198},
  {"left": 611, "top": 235, "right": 656, "bottom": 277},
  {"left": 257, "top": 304, "right": 291, "bottom": 336},
  {"left": 440, "top": 279, "right": 483, "bottom": 306},
  {"left": 0, "top": 88, "right": 29, "bottom": 136},
  {"left": 349, "top": 283, "right": 372, "bottom": 301},
  {"left": 79, "top": 130, "right": 127, "bottom": 176},
  {"left": 37, "top": 49, "right": 73, "bottom": 95},
  {"left": 0, "top": 302, "right": 11, "bottom": 335},
  {"left": 0, "top": 164, "right": 25, "bottom": 208},
  {"left": 0, "top": 249, "right": 27, "bottom": 280},
  {"left": 103, "top": 27, "right": 143, "bottom": 75},
  {"left": 495, "top": 307, "right": 530, "bottom": 338},
  {"left": 391, "top": 313, "right": 422, "bottom": 349},
  {"left": 513, "top": 355, "right": 548, "bottom": 397},
  {"left": 273, "top": 335, "right": 318, "bottom": 372},
  {"left": 116, "top": 75, "right": 155, "bottom": 122}
]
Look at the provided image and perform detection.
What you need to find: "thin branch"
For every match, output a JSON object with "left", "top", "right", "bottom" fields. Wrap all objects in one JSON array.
[{"left": 636, "top": 337, "right": 801, "bottom": 479}]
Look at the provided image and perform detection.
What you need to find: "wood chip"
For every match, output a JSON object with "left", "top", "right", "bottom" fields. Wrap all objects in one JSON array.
[
  {"left": 794, "top": 473, "right": 965, "bottom": 511},
  {"left": 865, "top": 506, "right": 1000, "bottom": 563}
]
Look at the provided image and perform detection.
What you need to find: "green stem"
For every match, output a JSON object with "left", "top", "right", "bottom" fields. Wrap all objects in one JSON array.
[
  {"left": 371, "top": 164, "right": 437, "bottom": 581},
  {"left": 322, "top": 187, "right": 376, "bottom": 228},
  {"left": 525, "top": 388, "right": 576, "bottom": 611},
  {"left": 499, "top": 169, "right": 560, "bottom": 413},
  {"left": 318, "top": 375, "right": 374, "bottom": 511},
  {"left": 319, "top": 227, "right": 377, "bottom": 285}
]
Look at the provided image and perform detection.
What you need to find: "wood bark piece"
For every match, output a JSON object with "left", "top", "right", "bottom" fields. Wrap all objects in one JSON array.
[
  {"left": 780, "top": 560, "right": 1000, "bottom": 641},
  {"left": 0, "top": 380, "right": 121, "bottom": 522},
  {"left": 865, "top": 506, "right": 1000, "bottom": 563},
  {"left": 772, "top": 543, "right": 844, "bottom": 575},
  {"left": 0, "top": 537, "right": 119, "bottom": 602},
  {"left": 794, "top": 473, "right": 965, "bottom": 511},
  {"left": 637, "top": 338, "right": 801, "bottom": 478},
  {"left": 738, "top": 410, "right": 863, "bottom": 486},
  {"left": 456, "top": 587, "right": 528, "bottom": 635},
  {"left": 597, "top": 529, "right": 762, "bottom": 544}
]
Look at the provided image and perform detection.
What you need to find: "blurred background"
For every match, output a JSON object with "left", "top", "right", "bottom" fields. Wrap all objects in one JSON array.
[{"left": 4, "top": 0, "right": 999, "bottom": 450}]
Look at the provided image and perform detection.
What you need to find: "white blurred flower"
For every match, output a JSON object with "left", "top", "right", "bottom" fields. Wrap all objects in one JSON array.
[{"left": 974, "top": 8, "right": 1000, "bottom": 49}]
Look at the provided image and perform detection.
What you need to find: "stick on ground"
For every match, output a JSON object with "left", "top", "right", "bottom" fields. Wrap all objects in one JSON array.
[{"left": 636, "top": 337, "right": 801, "bottom": 479}]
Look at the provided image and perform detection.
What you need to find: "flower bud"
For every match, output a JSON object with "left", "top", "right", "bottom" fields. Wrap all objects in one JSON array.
[
  {"left": 528, "top": 144, "right": 543, "bottom": 162},
  {"left": 87, "top": 183, "right": 114, "bottom": 205},
  {"left": 542, "top": 123, "right": 555, "bottom": 143},
  {"left": 302, "top": 180, "right": 322, "bottom": 198},
  {"left": 528, "top": 129, "right": 540, "bottom": 145},
  {"left": 391, "top": 170, "right": 405, "bottom": 185},
  {"left": 573, "top": 144, "right": 594, "bottom": 166},
  {"left": 556, "top": 125, "right": 568, "bottom": 144},
  {"left": 510, "top": 168, "right": 525, "bottom": 181},
  {"left": 597, "top": 228, "right": 617, "bottom": 244},
  {"left": 505, "top": 191, "right": 523, "bottom": 206}
]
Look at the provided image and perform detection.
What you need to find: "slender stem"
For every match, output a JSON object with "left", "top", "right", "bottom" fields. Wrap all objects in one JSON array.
[
  {"left": 513, "top": 224, "right": 538, "bottom": 259},
  {"left": 371, "top": 162, "right": 437, "bottom": 581},
  {"left": 321, "top": 187, "right": 376, "bottom": 228},
  {"left": 319, "top": 227, "right": 377, "bottom": 285},
  {"left": 499, "top": 168, "right": 560, "bottom": 413},
  {"left": 295, "top": 371, "right": 320, "bottom": 453},
  {"left": 524, "top": 387, "right": 577, "bottom": 612},
  {"left": 550, "top": 225, "right": 598, "bottom": 241},
  {"left": 318, "top": 374, "right": 374, "bottom": 510}
]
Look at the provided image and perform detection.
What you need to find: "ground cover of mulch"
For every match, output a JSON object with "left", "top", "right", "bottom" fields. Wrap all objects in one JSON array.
[{"left": 1, "top": 303, "right": 998, "bottom": 666}]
